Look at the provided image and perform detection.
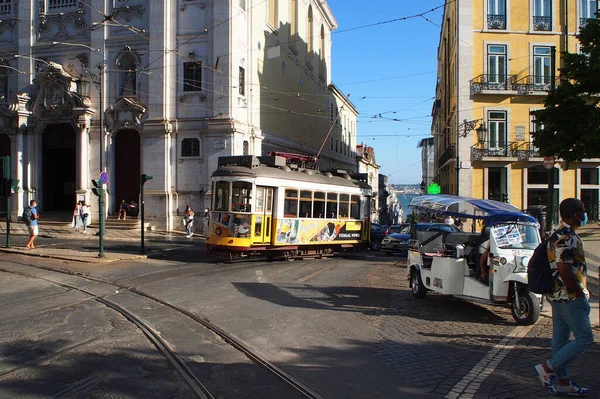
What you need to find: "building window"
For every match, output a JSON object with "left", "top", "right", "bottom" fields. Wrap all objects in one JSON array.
[
  {"left": 580, "top": 0, "right": 597, "bottom": 26},
  {"left": 488, "top": 167, "right": 508, "bottom": 201},
  {"left": 581, "top": 168, "right": 599, "bottom": 185},
  {"left": 239, "top": 67, "right": 245, "bottom": 96},
  {"left": 243, "top": 140, "right": 249, "bottom": 155},
  {"left": 487, "top": 44, "right": 507, "bottom": 84},
  {"left": 330, "top": 103, "right": 334, "bottom": 122},
  {"left": 330, "top": 137, "right": 333, "bottom": 151},
  {"left": 47, "top": 0, "right": 78, "bottom": 12},
  {"left": 118, "top": 52, "right": 137, "bottom": 97},
  {"left": 487, "top": 111, "right": 507, "bottom": 149},
  {"left": 0, "top": 61, "right": 8, "bottom": 103},
  {"left": 326, "top": 193, "right": 338, "bottom": 218},
  {"left": 0, "top": 0, "right": 12, "bottom": 16},
  {"left": 290, "top": 0, "right": 298, "bottom": 50},
  {"left": 181, "top": 138, "right": 200, "bottom": 157},
  {"left": 336, "top": 139, "right": 338, "bottom": 153},
  {"left": 319, "top": 25, "right": 325, "bottom": 80},
  {"left": 183, "top": 61, "right": 202, "bottom": 92},
  {"left": 307, "top": 5, "right": 313, "bottom": 65},
  {"left": 533, "top": 0, "right": 552, "bottom": 31},
  {"left": 533, "top": 46, "right": 553, "bottom": 89},
  {"left": 267, "top": 0, "right": 278, "bottom": 29},
  {"left": 487, "top": 0, "right": 506, "bottom": 29}
]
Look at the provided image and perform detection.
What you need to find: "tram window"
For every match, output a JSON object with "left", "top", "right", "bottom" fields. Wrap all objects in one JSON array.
[
  {"left": 215, "top": 181, "right": 230, "bottom": 211},
  {"left": 232, "top": 181, "right": 252, "bottom": 212},
  {"left": 266, "top": 188, "right": 273, "bottom": 213},
  {"left": 326, "top": 193, "right": 338, "bottom": 218},
  {"left": 314, "top": 192, "right": 325, "bottom": 218},
  {"left": 339, "top": 194, "right": 350, "bottom": 218},
  {"left": 350, "top": 195, "right": 360, "bottom": 219},
  {"left": 255, "top": 187, "right": 265, "bottom": 213},
  {"left": 299, "top": 190, "right": 312, "bottom": 218},
  {"left": 284, "top": 189, "right": 298, "bottom": 217}
]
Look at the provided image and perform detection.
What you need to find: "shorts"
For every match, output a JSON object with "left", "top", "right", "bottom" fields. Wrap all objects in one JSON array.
[{"left": 28, "top": 225, "right": 39, "bottom": 237}]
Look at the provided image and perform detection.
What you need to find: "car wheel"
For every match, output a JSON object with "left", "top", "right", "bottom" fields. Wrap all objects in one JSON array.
[{"left": 371, "top": 239, "right": 381, "bottom": 251}]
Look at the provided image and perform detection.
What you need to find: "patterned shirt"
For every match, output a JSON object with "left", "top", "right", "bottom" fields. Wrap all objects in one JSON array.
[{"left": 546, "top": 222, "right": 589, "bottom": 302}]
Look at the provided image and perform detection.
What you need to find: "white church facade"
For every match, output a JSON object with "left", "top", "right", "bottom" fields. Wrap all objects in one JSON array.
[{"left": 0, "top": 0, "right": 358, "bottom": 230}]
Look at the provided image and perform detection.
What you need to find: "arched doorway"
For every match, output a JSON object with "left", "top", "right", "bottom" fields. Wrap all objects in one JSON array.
[
  {"left": 0, "top": 133, "right": 9, "bottom": 157},
  {"left": 42, "top": 124, "right": 76, "bottom": 211},
  {"left": 115, "top": 129, "right": 140, "bottom": 213}
]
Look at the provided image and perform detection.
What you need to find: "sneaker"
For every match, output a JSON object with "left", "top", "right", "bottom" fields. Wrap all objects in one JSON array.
[
  {"left": 185, "top": 235, "right": 191, "bottom": 238},
  {"left": 190, "top": 232, "right": 194, "bottom": 237},
  {"left": 555, "top": 381, "right": 588, "bottom": 397},
  {"left": 535, "top": 364, "right": 557, "bottom": 394}
]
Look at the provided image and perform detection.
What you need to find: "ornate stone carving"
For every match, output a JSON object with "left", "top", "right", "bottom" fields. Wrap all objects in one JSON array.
[
  {"left": 106, "top": 97, "right": 147, "bottom": 134},
  {"left": 38, "top": 1, "right": 87, "bottom": 39},
  {"left": 75, "top": 53, "right": 89, "bottom": 69},
  {"left": 112, "top": 5, "right": 144, "bottom": 22},
  {"left": 31, "top": 62, "right": 91, "bottom": 122}
]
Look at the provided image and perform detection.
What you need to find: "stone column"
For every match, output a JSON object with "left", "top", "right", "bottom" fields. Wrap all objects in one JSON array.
[
  {"left": 14, "top": 127, "right": 25, "bottom": 215},
  {"left": 76, "top": 118, "right": 91, "bottom": 203}
]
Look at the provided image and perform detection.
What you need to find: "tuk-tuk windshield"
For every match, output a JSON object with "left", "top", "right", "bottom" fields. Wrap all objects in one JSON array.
[{"left": 491, "top": 223, "right": 540, "bottom": 250}]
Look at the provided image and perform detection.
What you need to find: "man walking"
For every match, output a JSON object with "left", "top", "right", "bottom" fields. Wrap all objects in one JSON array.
[
  {"left": 535, "top": 198, "right": 593, "bottom": 396},
  {"left": 25, "top": 199, "right": 39, "bottom": 249}
]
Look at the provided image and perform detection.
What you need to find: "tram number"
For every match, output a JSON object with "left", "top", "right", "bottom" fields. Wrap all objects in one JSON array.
[{"left": 433, "top": 277, "right": 443, "bottom": 289}]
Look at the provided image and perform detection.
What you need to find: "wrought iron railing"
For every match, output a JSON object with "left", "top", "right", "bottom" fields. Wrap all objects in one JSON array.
[
  {"left": 471, "top": 74, "right": 517, "bottom": 95},
  {"left": 438, "top": 144, "right": 455, "bottom": 166},
  {"left": 471, "top": 141, "right": 542, "bottom": 161},
  {"left": 514, "top": 75, "right": 559, "bottom": 94},
  {"left": 487, "top": 14, "right": 506, "bottom": 29},
  {"left": 533, "top": 16, "right": 552, "bottom": 31}
]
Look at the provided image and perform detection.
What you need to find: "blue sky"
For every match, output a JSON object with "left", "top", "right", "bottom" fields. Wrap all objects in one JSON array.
[{"left": 327, "top": 0, "right": 444, "bottom": 185}]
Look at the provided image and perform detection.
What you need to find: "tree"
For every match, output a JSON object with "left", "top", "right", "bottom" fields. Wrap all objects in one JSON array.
[{"left": 532, "top": 15, "right": 600, "bottom": 162}]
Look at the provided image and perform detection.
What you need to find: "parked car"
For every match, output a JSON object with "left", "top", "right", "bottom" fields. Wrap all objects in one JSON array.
[
  {"left": 386, "top": 224, "right": 408, "bottom": 235},
  {"left": 369, "top": 223, "right": 388, "bottom": 250},
  {"left": 381, "top": 223, "right": 461, "bottom": 256}
]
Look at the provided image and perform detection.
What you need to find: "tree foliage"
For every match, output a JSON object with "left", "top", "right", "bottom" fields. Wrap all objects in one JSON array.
[{"left": 532, "top": 15, "right": 600, "bottom": 162}]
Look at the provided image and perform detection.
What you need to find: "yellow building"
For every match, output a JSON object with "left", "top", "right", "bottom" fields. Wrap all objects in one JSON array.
[{"left": 433, "top": 0, "right": 600, "bottom": 221}]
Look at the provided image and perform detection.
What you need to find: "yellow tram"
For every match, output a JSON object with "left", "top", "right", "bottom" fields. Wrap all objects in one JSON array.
[{"left": 206, "top": 153, "right": 373, "bottom": 259}]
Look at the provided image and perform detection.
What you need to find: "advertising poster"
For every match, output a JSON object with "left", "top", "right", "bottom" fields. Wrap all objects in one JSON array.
[{"left": 275, "top": 219, "right": 362, "bottom": 244}]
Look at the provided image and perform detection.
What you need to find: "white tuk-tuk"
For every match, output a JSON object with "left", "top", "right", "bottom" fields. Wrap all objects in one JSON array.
[{"left": 407, "top": 195, "right": 542, "bottom": 325}]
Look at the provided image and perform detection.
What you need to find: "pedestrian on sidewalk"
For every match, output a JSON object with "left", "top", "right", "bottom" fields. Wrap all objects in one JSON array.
[
  {"left": 25, "top": 200, "right": 39, "bottom": 249},
  {"left": 535, "top": 198, "right": 593, "bottom": 397},
  {"left": 184, "top": 204, "right": 195, "bottom": 238},
  {"left": 81, "top": 201, "right": 90, "bottom": 232},
  {"left": 72, "top": 202, "right": 83, "bottom": 232}
]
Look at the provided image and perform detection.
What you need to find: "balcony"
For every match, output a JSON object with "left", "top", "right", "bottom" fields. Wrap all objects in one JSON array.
[
  {"left": 471, "top": 74, "right": 517, "bottom": 95},
  {"left": 438, "top": 144, "right": 455, "bottom": 166},
  {"left": 533, "top": 16, "right": 552, "bottom": 31},
  {"left": 471, "top": 141, "right": 541, "bottom": 161},
  {"left": 487, "top": 14, "right": 506, "bottom": 29},
  {"left": 514, "top": 75, "right": 558, "bottom": 94}
]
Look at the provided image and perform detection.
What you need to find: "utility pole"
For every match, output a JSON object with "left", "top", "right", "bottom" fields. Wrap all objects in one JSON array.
[{"left": 546, "top": 46, "right": 557, "bottom": 233}]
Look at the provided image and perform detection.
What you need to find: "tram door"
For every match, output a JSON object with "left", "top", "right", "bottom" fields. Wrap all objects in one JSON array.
[{"left": 252, "top": 186, "right": 274, "bottom": 244}]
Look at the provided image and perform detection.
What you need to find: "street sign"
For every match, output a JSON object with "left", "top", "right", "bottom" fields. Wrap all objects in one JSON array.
[
  {"left": 99, "top": 171, "right": 109, "bottom": 184},
  {"left": 427, "top": 183, "right": 441, "bottom": 195},
  {"left": 543, "top": 156, "right": 555, "bottom": 170}
]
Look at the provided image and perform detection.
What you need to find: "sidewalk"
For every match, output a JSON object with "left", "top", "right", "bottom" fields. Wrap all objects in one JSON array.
[{"left": 0, "top": 220, "right": 205, "bottom": 263}]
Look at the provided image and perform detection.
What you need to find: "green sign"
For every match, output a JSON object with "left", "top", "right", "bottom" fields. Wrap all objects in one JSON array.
[{"left": 427, "top": 183, "right": 441, "bottom": 194}]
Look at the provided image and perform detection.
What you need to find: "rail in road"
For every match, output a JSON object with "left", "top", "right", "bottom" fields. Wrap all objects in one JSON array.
[{"left": 0, "top": 262, "right": 325, "bottom": 399}]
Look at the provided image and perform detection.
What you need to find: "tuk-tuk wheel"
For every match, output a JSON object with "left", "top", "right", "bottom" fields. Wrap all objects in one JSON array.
[
  {"left": 511, "top": 290, "right": 540, "bottom": 325},
  {"left": 411, "top": 269, "right": 427, "bottom": 299}
]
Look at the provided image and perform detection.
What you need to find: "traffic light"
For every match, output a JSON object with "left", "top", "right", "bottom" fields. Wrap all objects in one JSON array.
[
  {"left": 91, "top": 179, "right": 104, "bottom": 197},
  {"left": 141, "top": 174, "right": 153, "bottom": 185},
  {"left": 10, "top": 178, "right": 18, "bottom": 196}
]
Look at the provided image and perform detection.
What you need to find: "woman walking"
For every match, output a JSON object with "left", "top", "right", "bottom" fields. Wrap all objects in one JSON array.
[
  {"left": 184, "top": 204, "right": 195, "bottom": 238},
  {"left": 72, "top": 202, "right": 83, "bottom": 232}
]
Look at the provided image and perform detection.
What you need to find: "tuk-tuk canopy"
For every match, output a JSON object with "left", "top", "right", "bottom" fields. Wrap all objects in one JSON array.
[{"left": 409, "top": 195, "right": 539, "bottom": 226}]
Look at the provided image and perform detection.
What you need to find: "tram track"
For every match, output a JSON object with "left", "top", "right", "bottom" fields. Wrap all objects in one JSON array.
[{"left": 0, "top": 262, "right": 325, "bottom": 399}]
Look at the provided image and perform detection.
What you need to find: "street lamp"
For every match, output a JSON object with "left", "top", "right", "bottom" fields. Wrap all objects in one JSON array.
[{"left": 475, "top": 123, "right": 488, "bottom": 144}]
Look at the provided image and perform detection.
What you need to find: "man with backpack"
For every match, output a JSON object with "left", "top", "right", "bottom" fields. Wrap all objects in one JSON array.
[
  {"left": 24, "top": 199, "right": 39, "bottom": 249},
  {"left": 535, "top": 198, "right": 593, "bottom": 397}
]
